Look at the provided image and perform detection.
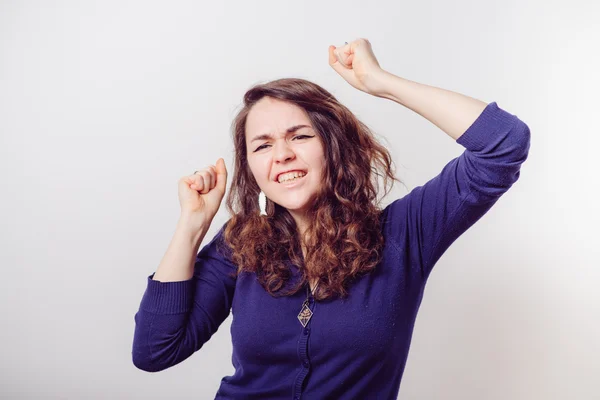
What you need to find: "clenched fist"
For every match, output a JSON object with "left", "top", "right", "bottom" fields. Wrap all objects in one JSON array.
[{"left": 178, "top": 157, "right": 228, "bottom": 230}]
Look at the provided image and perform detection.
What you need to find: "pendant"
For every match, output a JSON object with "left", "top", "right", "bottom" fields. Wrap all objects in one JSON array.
[{"left": 297, "top": 299, "right": 313, "bottom": 327}]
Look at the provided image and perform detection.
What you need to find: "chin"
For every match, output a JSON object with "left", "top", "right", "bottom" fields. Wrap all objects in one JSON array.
[
  {"left": 272, "top": 192, "right": 306, "bottom": 207},
  {"left": 279, "top": 200, "right": 308, "bottom": 211}
]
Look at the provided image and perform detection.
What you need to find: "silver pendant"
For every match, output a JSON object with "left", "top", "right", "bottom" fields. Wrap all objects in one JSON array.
[{"left": 297, "top": 299, "right": 313, "bottom": 327}]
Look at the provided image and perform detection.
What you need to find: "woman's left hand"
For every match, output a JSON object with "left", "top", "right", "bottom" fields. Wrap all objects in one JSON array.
[{"left": 328, "top": 38, "right": 387, "bottom": 96}]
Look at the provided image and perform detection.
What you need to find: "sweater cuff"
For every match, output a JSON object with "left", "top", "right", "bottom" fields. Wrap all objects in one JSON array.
[
  {"left": 456, "top": 101, "right": 518, "bottom": 152},
  {"left": 139, "top": 273, "right": 195, "bottom": 315}
]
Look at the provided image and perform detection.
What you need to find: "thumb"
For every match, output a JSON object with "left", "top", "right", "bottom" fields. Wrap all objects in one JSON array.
[
  {"left": 215, "top": 158, "right": 227, "bottom": 192},
  {"left": 328, "top": 45, "right": 354, "bottom": 81}
]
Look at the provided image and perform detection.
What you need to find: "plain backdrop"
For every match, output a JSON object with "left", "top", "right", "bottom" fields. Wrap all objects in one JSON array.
[{"left": 1, "top": 1, "right": 598, "bottom": 399}]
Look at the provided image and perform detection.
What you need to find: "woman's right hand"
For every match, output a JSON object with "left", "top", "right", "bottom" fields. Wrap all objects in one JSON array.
[{"left": 178, "top": 158, "right": 228, "bottom": 230}]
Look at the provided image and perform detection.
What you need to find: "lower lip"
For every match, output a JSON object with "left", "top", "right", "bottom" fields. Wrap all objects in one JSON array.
[{"left": 277, "top": 174, "right": 307, "bottom": 188}]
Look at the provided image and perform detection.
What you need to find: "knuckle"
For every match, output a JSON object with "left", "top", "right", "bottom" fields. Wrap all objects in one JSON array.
[
  {"left": 188, "top": 166, "right": 216, "bottom": 189},
  {"left": 200, "top": 172, "right": 211, "bottom": 187}
]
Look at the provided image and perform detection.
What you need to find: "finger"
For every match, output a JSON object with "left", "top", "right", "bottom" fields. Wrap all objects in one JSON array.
[
  {"left": 189, "top": 172, "right": 201, "bottom": 187},
  {"left": 328, "top": 45, "right": 355, "bottom": 81},
  {"left": 215, "top": 158, "right": 227, "bottom": 192},
  {"left": 205, "top": 167, "right": 216, "bottom": 191},
  {"left": 190, "top": 175, "right": 204, "bottom": 191},
  {"left": 346, "top": 53, "right": 354, "bottom": 65},
  {"left": 192, "top": 167, "right": 214, "bottom": 189},
  {"left": 328, "top": 45, "right": 339, "bottom": 65},
  {"left": 198, "top": 171, "right": 212, "bottom": 194},
  {"left": 330, "top": 44, "right": 349, "bottom": 66},
  {"left": 338, "top": 41, "right": 354, "bottom": 62},
  {"left": 190, "top": 170, "right": 206, "bottom": 192},
  {"left": 334, "top": 46, "right": 351, "bottom": 67}
]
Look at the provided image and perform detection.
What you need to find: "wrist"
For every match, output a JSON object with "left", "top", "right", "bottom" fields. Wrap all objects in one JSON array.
[
  {"left": 365, "top": 69, "right": 398, "bottom": 101},
  {"left": 177, "top": 214, "right": 210, "bottom": 244}
]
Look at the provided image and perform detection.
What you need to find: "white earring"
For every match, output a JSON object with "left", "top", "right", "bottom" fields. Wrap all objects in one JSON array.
[{"left": 258, "top": 191, "right": 267, "bottom": 215}]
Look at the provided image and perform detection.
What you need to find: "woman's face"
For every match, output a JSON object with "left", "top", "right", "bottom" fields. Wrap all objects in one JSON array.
[{"left": 245, "top": 97, "right": 326, "bottom": 223}]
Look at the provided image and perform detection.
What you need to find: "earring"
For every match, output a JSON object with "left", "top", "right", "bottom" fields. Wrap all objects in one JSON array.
[{"left": 258, "top": 191, "right": 267, "bottom": 216}]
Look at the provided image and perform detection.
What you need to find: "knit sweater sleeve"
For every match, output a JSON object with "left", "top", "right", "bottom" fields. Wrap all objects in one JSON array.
[
  {"left": 384, "top": 101, "right": 531, "bottom": 281},
  {"left": 132, "top": 222, "right": 237, "bottom": 372}
]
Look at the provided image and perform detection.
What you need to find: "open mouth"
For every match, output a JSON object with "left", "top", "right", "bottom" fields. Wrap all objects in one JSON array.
[{"left": 277, "top": 172, "right": 308, "bottom": 185}]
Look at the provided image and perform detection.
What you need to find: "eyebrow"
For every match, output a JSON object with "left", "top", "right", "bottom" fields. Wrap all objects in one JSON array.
[{"left": 250, "top": 124, "right": 311, "bottom": 143}]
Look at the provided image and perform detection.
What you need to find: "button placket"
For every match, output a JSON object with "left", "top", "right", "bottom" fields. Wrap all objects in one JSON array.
[{"left": 294, "top": 295, "right": 315, "bottom": 399}]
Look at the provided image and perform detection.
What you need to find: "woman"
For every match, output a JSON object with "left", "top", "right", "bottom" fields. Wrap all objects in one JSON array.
[{"left": 132, "top": 39, "right": 531, "bottom": 399}]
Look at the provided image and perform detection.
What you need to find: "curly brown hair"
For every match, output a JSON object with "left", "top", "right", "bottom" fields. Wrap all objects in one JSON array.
[{"left": 218, "top": 77, "right": 404, "bottom": 301}]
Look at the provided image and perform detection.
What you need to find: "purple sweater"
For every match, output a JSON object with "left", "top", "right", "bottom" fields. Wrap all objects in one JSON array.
[{"left": 132, "top": 101, "right": 530, "bottom": 399}]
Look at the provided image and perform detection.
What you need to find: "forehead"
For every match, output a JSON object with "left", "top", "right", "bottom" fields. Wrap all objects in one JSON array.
[{"left": 245, "top": 97, "right": 310, "bottom": 139}]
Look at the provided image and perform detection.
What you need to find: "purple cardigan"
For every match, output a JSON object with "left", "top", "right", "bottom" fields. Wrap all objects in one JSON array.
[{"left": 132, "top": 101, "right": 530, "bottom": 399}]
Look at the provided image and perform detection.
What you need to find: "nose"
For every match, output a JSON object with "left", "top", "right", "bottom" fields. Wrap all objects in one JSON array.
[{"left": 273, "top": 140, "right": 296, "bottom": 163}]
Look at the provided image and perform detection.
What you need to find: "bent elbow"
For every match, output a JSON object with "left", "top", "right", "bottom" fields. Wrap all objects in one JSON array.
[
  {"left": 131, "top": 338, "right": 195, "bottom": 372},
  {"left": 514, "top": 120, "right": 531, "bottom": 163},
  {"left": 132, "top": 352, "right": 166, "bottom": 372}
]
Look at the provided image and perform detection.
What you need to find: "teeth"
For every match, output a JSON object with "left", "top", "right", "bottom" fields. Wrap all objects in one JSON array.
[
  {"left": 278, "top": 171, "right": 306, "bottom": 183},
  {"left": 282, "top": 175, "right": 303, "bottom": 183}
]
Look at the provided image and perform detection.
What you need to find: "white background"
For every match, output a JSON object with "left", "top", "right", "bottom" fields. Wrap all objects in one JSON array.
[{"left": 1, "top": 0, "right": 598, "bottom": 399}]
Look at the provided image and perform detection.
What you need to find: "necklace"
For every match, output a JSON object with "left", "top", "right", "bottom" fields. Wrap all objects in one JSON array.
[{"left": 297, "top": 280, "right": 319, "bottom": 328}]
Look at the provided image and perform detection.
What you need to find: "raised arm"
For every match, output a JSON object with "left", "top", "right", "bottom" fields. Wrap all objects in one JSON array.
[
  {"left": 383, "top": 101, "right": 530, "bottom": 281},
  {"left": 330, "top": 39, "right": 531, "bottom": 281},
  {"left": 132, "top": 221, "right": 237, "bottom": 372}
]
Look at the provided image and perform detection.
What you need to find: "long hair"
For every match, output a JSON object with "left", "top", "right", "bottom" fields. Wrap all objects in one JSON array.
[{"left": 220, "top": 77, "right": 404, "bottom": 301}]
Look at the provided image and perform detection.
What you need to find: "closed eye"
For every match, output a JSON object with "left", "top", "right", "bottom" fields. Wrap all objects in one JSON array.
[{"left": 254, "top": 135, "right": 313, "bottom": 152}]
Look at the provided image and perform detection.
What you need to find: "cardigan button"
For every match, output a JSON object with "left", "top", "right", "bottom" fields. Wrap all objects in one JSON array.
[{"left": 303, "top": 327, "right": 309, "bottom": 335}]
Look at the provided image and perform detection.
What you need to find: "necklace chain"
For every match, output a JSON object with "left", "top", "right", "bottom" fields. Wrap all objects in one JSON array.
[{"left": 309, "top": 280, "right": 319, "bottom": 296}]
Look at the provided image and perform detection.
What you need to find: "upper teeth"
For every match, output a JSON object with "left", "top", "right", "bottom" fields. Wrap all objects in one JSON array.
[{"left": 278, "top": 171, "right": 306, "bottom": 183}]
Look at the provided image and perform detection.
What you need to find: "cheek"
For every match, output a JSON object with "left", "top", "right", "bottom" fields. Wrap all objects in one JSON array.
[
  {"left": 254, "top": 163, "right": 273, "bottom": 184},
  {"left": 313, "top": 157, "right": 326, "bottom": 174},
  {"left": 247, "top": 164, "right": 263, "bottom": 185}
]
